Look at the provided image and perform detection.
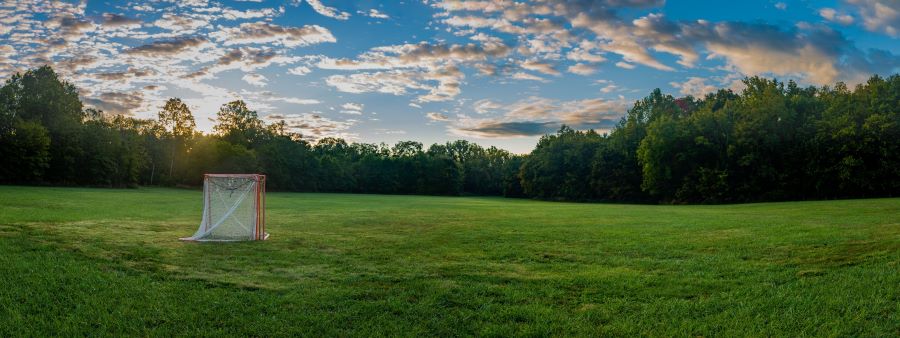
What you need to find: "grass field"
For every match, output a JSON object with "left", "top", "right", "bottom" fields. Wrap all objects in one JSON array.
[{"left": 0, "top": 186, "right": 898, "bottom": 336}]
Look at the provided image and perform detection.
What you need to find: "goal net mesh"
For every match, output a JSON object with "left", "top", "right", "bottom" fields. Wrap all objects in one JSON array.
[{"left": 181, "top": 174, "right": 267, "bottom": 241}]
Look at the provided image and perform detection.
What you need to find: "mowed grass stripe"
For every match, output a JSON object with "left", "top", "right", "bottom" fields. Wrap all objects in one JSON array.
[{"left": 0, "top": 186, "right": 898, "bottom": 336}]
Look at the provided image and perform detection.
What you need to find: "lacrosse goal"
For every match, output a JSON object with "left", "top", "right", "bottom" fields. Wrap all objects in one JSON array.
[{"left": 181, "top": 174, "right": 268, "bottom": 241}]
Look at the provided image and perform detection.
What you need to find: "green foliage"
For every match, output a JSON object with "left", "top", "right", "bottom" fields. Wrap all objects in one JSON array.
[
  {"left": 0, "top": 119, "right": 50, "bottom": 182},
  {"left": 521, "top": 76, "right": 900, "bottom": 203},
  {"left": 1, "top": 66, "right": 85, "bottom": 183},
  {"left": 157, "top": 98, "right": 197, "bottom": 183},
  {"left": 520, "top": 126, "right": 605, "bottom": 200},
  {"left": 158, "top": 98, "right": 196, "bottom": 138},
  {"left": 1, "top": 66, "right": 898, "bottom": 203},
  {"left": 77, "top": 120, "right": 147, "bottom": 187},
  {"left": 214, "top": 100, "right": 265, "bottom": 147}
]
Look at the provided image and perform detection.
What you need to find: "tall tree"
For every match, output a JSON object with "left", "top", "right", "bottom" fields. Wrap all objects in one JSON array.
[
  {"left": 157, "top": 98, "right": 196, "bottom": 179},
  {"left": 1, "top": 66, "right": 84, "bottom": 183},
  {"left": 214, "top": 100, "right": 264, "bottom": 147}
]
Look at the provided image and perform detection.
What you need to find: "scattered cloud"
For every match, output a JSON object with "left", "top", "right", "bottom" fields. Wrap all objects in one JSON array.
[
  {"left": 125, "top": 37, "right": 209, "bottom": 57},
  {"left": 318, "top": 41, "right": 509, "bottom": 102},
  {"left": 266, "top": 112, "right": 356, "bottom": 140},
  {"left": 154, "top": 12, "right": 209, "bottom": 32},
  {"left": 568, "top": 63, "right": 597, "bottom": 75},
  {"left": 431, "top": 0, "right": 898, "bottom": 86},
  {"left": 511, "top": 72, "right": 546, "bottom": 81},
  {"left": 340, "top": 102, "right": 364, "bottom": 115},
  {"left": 326, "top": 71, "right": 428, "bottom": 96},
  {"left": 289, "top": 65, "right": 312, "bottom": 75},
  {"left": 275, "top": 97, "right": 320, "bottom": 105},
  {"left": 615, "top": 61, "right": 636, "bottom": 69},
  {"left": 451, "top": 96, "right": 630, "bottom": 138},
  {"left": 473, "top": 99, "right": 501, "bottom": 114},
  {"left": 341, "top": 102, "right": 364, "bottom": 111},
  {"left": 212, "top": 22, "right": 336, "bottom": 47},
  {"left": 567, "top": 48, "right": 607, "bottom": 63},
  {"left": 521, "top": 60, "right": 559, "bottom": 75},
  {"left": 101, "top": 13, "right": 141, "bottom": 27},
  {"left": 820, "top": 8, "right": 855, "bottom": 25},
  {"left": 304, "top": 0, "right": 351, "bottom": 20},
  {"left": 845, "top": 0, "right": 899, "bottom": 37},
  {"left": 365, "top": 9, "right": 390, "bottom": 19},
  {"left": 242, "top": 73, "right": 267, "bottom": 87},
  {"left": 670, "top": 77, "right": 717, "bottom": 97},
  {"left": 83, "top": 91, "right": 144, "bottom": 115},
  {"left": 221, "top": 6, "right": 284, "bottom": 20},
  {"left": 426, "top": 112, "right": 450, "bottom": 121}
]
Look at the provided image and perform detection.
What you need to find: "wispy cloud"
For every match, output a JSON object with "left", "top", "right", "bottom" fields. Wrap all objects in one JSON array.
[
  {"left": 845, "top": 0, "right": 899, "bottom": 37},
  {"left": 451, "top": 96, "right": 630, "bottom": 138},
  {"left": 303, "top": 0, "right": 350, "bottom": 20},
  {"left": 670, "top": 77, "right": 717, "bottom": 97},
  {"left": 211, "top": 22, "right": 336, "bottom": 47}
]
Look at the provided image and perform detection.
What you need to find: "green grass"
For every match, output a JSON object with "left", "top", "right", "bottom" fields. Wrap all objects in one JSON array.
[{"left": 0, "top": 186, "right": 898, "bottom": 336}]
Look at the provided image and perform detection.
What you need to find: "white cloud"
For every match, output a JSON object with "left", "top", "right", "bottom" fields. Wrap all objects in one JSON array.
[
  {"left": 305, "top": 0, "right": 351, "bottom": 20},
  {"left": 278, "top": 97, "right": 319, "bottom": 105},
  {"left": 600, "top": 84, "right": 618, "bottom": 93},
  {"left": 317, "top": 41, "right": 510, "bottom": 71},
  {"left": 567, "top": 63, "right": 596, "bottom": 75},
  {"left": 426, "top": 112, "right": 450, "bottom": 121},
  {"left": 615, "top": 61, "right": 636, "bottom": 69},
  {"left": 289, "top": 65, "right": 311, "bottom": 75},
  {"left": 82, "top": 91, "right": 144, "bottom": 116},
  {"left": 566, "top": 48, "right": 607, "bottom": 63},
  {"left": 339, "top": 102, "right": 364, "bottom": 115},
  {"left": 212, "top": 22, "right": 336, "bottom": 47},
  {"left": 265, "top": 112, "right": 356, "bottom": 141},
  {"left": 451, "top": 96, "right": 631, "bottom": 138},
  {"left": 700, "top": 23, "right": 850, "bottom": 85},
  {"left": 846, "top": 0, "right": 899, "bottom": 37},
  {"left": 154, "top": 13, "right": 209, "bottom": 32},
  {"left": 521, "top": 60, "right": 559, "bottom": 75},
  {"left": 820, "top": 8, "right": 855, "bottom": 25},
  {"left": 670, "top": 77, "right": 717, "bottom": 97},
  {"left": 511, "top": 72, "right": 546, "bottom": 81},
  {"left": 326, "top": 71, "right": 428, "bottom": 96},
  {"left": 473, "top": 99, "right": 501, "bottom": 114},
  {"left": 318, "top": 42, "right": 497, "bottom": 102},
  {"left": 221, "top": 6, "right": 284, "bottom": 20},
  {"left": 366, "top": 9, "right": 390, "bottom": 19},
  {"left": 431, "top": 0, "right": 896, "bottom": 86},
  {"left": 124, "top": 37, "right": 215, "bottom": 63},
  {"left": 242, "top": 73, "right": 267, "bottom": 87}
]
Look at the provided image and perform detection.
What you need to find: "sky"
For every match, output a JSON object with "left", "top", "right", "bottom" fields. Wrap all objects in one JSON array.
[{"left": 1, "top": 0, "right": 898, "bottom": 153}]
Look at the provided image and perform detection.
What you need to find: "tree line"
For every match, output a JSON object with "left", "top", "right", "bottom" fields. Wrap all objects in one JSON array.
[{"left": 1, "top": 66, "right": 897, "bottom": 203}]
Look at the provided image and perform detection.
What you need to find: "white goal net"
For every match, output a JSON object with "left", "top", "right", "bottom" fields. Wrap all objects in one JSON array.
[{"left": 181, "top": 174, "right": 268, "bottom": 241}]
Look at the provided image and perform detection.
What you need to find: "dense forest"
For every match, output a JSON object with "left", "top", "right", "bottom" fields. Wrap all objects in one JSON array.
[{"left": 1, "top": 66, "right": 898, "bottom": 203}]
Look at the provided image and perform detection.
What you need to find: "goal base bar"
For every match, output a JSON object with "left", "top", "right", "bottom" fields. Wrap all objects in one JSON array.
[{"left": 179, "top": 232, "right": 269, "bottom": 242}]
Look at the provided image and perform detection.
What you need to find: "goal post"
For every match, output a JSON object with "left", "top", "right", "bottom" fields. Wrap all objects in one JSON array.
[{"left": 181, "top": 174, "right": 268, "bottom": 242}]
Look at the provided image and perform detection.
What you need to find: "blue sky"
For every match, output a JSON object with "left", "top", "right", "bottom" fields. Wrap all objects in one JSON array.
[{"left": 1, "top": 0, "right": 898, "bottom": 152}]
